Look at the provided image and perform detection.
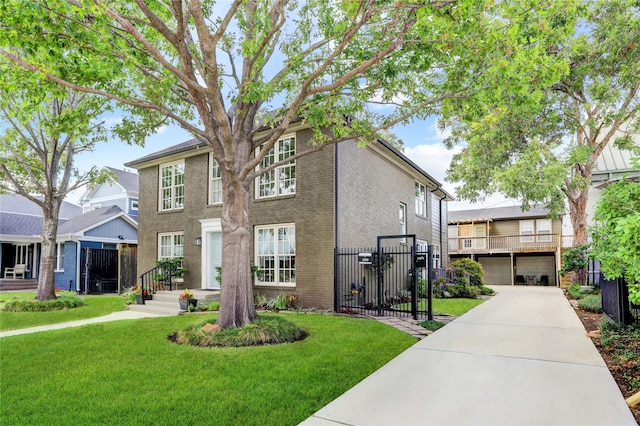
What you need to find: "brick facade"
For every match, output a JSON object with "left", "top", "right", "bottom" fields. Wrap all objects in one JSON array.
[{"left": 130, "top": 128, "right": 449, "bottom": 309}]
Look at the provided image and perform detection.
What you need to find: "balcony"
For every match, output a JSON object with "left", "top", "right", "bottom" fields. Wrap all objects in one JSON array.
[{"left": 449, "top": 234, "right": 561, "bottom": 255}]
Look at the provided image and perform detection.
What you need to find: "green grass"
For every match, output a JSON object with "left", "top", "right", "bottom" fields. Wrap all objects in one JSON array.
[
  {"left": 0, "top": 293, "right": 127, "bottom": 331},
  {"left": 397, "top": 298, "right": 484, "bottom": 316},
  {"left": 0, "top": 313, "right": 416, "bottom": 425}
]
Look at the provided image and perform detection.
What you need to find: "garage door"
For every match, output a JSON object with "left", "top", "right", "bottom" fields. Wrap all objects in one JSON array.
[
  {"left": 479, "top": 257, "right": 511, "bottom": 285},
  {"left": 516, "top": 256, "right": 556, "bottom": 286}
]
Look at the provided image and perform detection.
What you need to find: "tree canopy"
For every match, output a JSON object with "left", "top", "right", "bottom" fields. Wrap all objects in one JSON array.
[
  {"left": 1, "top": 0, "right": 580, "bottom": 325},
  {"left": 440, "top": 0, "right": 640, "bottom": 246}
]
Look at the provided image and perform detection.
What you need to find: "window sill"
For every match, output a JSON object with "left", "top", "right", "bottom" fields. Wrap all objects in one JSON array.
[
  {"left": 157, "top": 208, "right": 184, "bottom": 214},
  {"left": 255, "top": 283, "right": 296, "bottom": 288},
  {"left": 254, "top": 193, "right": 296, "bottom": 203}
]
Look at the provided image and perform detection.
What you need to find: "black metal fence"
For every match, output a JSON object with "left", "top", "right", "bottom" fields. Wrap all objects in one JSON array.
[
  {"left": 81, "top": 248, "right": 118, "bottom": 294},
  {"left": 601, "top": 276, "right": 640, "bottom": 326},
  {"left": 334, "top": 237, "right": 433, "bottom": 320}
]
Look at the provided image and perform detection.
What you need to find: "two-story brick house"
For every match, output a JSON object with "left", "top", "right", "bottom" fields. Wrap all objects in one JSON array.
[
  {"left": 448, "top": 205, "right": 562, "bottom": 287},
  {"left": 125, "top": 125, "right": 452, "bottom": 309}
]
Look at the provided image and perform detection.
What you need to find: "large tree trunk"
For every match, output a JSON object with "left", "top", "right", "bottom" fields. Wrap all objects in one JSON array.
[
  {"left": 216, "top": 173, "right": 258, "bottom": 328},
  {"left": 36, "top": 198, "right": 62, "bottom": 300},
  {"left": 566, "top": 176, "right": 590, "bottom": 286}
]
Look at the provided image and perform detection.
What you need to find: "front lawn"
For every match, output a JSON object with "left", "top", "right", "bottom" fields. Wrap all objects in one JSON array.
[
  {"left": 397, "top": 298, "right": 484, "bottom": 316},
  {"left": 0, "top": 293, "right": 127, "bottom": 331},
  {"left": 0, "top": 313, "right": 415, "bottom": 425}
]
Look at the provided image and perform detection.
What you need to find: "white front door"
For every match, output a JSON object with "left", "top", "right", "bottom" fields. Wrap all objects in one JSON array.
[
  {"left": 205, "top": 231, "right": 222, "bottom": 289},
  {"left": 200, "top": 218, "right": 222, "bottom": 289}
]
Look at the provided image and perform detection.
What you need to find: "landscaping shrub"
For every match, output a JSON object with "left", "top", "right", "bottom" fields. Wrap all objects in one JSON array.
[
  {"left": 567, "top": 283, "right": 599, "bottom": 299},
  {"left": 446, "top": 283, "right": 480, "bottom": 298},
  {"left": 255, "top": 293, "right": 299, "bottom": 311},
  {"left": 418, "top": 279, "right": 429, "bottom": 298},
  {"left": 479, "top": 286, "right": 496, "bottom": 296},
  {"left": 176, "top": 315, "right": 302, "bottom": 347},
  {"left": 419, "top": 320, "right": 445, "bottom": 332},
  {"left": 578, "top": 294, "right": 602, "bottom": 313},
  {"left": 2, "top": 295, "right": 85, "bottom": 312},
  {"left": 451, "top": 258, "right": 485, "bottom": 287}
]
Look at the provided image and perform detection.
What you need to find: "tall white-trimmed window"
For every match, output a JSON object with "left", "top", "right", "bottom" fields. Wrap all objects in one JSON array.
[
  {"left": 209, "top": 154, "right": 222, "bottom": 205},
  {"left": 519, "top": 220, "right": 535, "bottom": 243},
  {"left": 415, "top": 182, "right": 427, "bottom": 217},
  {"left": 536, "top": 219, "right": 552, "bottom": 242},
  {"left": 256, "top": 135, "right": 296, "bottom": 198},
  {"left": 432, "top": 244, "right": 441, "bottom": 269},
  {"left": 255, "top": 224, "right": 295, "bottom": 286},
  {"left": 159, "top": 161, "right": 185, "bottom": 211},
  {"left": 54, "top": 243, "right": 64, "bottom": 271},
  {"left": 158, "top": 232, "right": 184, "bottom": 261},
  {"left": 399, "top": 202, "right": 407, "bottom": 236}
]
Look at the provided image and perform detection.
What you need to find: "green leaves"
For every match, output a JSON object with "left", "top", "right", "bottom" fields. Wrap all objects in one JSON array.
[{"left": 590, "top": 173, "right": 640, "bottom": 291}]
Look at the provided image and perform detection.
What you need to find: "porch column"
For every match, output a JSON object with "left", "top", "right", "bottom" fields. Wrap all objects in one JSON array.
[{"left": 510, "top": 252, "right": 514, "bottom": 286}]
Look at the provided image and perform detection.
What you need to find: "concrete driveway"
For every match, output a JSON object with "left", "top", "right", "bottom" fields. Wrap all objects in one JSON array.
[{"left": 300, "top": 286, "right": 636, "bottom": 426}]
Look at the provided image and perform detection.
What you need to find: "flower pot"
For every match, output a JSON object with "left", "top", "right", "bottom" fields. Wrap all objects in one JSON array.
[
  {"left": 179, "top": 299, "right": 198, "bottom": 310},
  {"left": 144, "top": 294, "right": 153, "bottom": 300},
  {"left": 135, "top": 295, "right": 144, "bottom": 305}
]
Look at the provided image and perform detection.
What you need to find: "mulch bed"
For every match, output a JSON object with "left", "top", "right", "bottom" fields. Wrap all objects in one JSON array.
[{"left": 567, "top": 295, "right": 640, "bottom": 423}]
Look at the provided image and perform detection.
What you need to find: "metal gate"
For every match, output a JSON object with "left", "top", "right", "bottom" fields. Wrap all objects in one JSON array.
[
  {"left": 334, "top": 234, "right": 433, "bottom": 320},
  {"left": 81, "top": 248, "right": 118, "bottom": 294}
]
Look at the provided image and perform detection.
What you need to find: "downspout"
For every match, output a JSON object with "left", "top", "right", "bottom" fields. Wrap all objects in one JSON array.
[
  {"left": 75, "top": 239, "right": 81, "bottom": 292},
  {"left": 335, "top": 143, "right": 340, "bottom": 250},
  {"left": 333, "top": 143, "right": 340, "bottom": 312},
  {"left": 431, "top": 187, "right": 447, "bottom": 267}
]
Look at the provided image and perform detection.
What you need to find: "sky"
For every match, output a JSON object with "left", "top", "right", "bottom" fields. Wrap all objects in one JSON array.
[{"left": 71, "top": 113, "right": 518, "bottom": 212}]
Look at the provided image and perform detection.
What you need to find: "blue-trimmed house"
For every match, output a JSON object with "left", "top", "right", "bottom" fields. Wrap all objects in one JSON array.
[{"left": 0, "top": 193, "right": 138, "bottom": 292}]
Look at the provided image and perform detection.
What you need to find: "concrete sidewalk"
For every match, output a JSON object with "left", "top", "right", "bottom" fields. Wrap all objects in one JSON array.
[
  {"left": 0, "top": 310, "right": 164, "bottom": 338},
  {"left": 301, "top": 286, "right": 636, "bottom": 426}
]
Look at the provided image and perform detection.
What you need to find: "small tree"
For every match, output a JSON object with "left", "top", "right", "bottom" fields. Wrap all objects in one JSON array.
[
  {"left": 589, "top": 161, "right": 640, "bottom": 305},
  {"left": 450, "top": 258, "right": 484, "bottom": 287},
  {"left": 559, "top": 244, "right": 589, "bottom": 286},
  {"left": 0, "top": 64, "right": 112, "bottom": 300}
]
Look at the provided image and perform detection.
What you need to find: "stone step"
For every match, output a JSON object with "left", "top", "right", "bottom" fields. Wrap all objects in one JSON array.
[
  {"left": 128, "top": 289, "right": 221, "bottom": 316},
  {"left": 128, "top": 300, "right": 182, "bottom": 316},
  {"left": 150, "top": 289, "right": 221, "bottom": 303}
]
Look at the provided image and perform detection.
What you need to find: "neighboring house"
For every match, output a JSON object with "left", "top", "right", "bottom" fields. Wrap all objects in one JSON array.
[
  {"left": 125, "top": 126, "right": 452, "bottom": 309},
  {"left": 587, "top": 143, "right": 639, "bottom": 227},
  {"left": 56, "top": 205, "right": 138, "bottom": 292},
  {"left": 78, "top": 167, "right": 140, "bottom": 219},
  {"left": 448, "top": 205, "right": 562, "bottom": 287},
  {"left": 0, "top": 194, "right": 82, "bottom": 280},
  {"left": 0, "top": 194, "right": 138, "bottom": 292}
]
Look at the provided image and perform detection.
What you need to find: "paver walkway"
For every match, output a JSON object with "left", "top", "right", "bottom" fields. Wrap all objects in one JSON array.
[{"left": 301, "top": 286, "right": 636, "bottom": 426}]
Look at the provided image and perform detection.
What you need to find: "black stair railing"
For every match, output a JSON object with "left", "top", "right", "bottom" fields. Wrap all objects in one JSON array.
[{"left": 138, "top": 261, "right": 176, "bottom": 305}]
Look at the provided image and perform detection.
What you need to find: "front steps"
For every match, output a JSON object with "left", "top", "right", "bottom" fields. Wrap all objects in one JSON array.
[{"left": 128, "top": 289, "right": 220, "bottom": 316}]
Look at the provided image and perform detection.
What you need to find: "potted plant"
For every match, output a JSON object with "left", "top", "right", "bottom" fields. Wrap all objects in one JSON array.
[
  {"left": 179, "top": 289, "right": 197, "bottom": 310},
  {"left": 131, "top": 285, "right": 151, "bottom": 304}
]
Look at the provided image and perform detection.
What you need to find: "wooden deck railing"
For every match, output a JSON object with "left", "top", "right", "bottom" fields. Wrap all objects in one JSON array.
[{"left": 449, "top": 234, "right": 560, "bottom": 254}]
